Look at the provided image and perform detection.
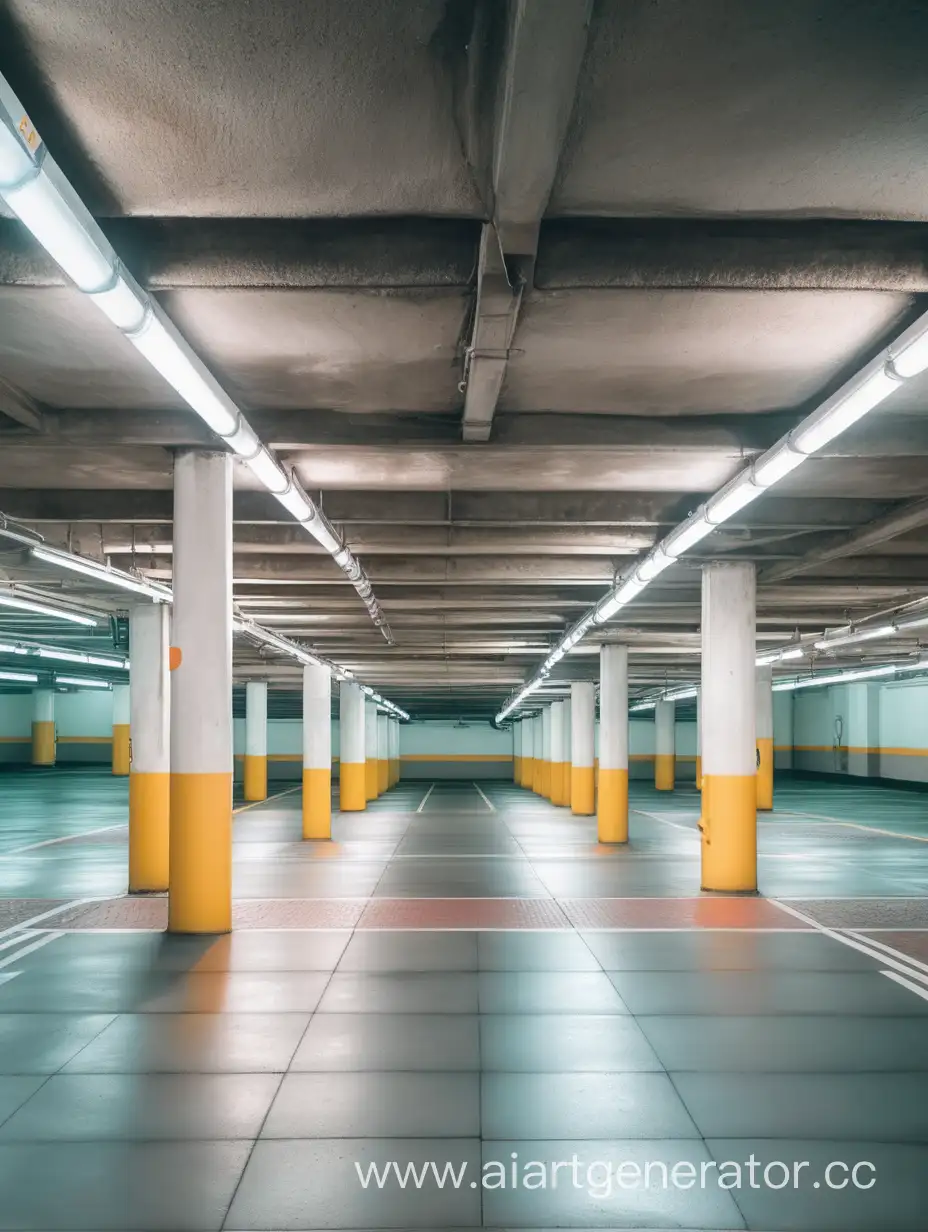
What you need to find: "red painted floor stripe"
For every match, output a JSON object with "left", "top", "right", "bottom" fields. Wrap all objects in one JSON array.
[
  {"left": 560, "top": 897, "right": 809, "bottom": 930},
  {"left": 358, "top": 898, "right": 571, "bottom": 930},
  {"left": 859, "top": 930, "right": 928, "bottom": 964}
]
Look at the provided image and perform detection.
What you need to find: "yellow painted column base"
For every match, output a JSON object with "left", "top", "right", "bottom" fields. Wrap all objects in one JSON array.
[
  {"left": 695, "top": 755, "right": 702, "bottom": 791},
  {"left": 243, "top": 754, "right": 268, "bottom": 802},
  {"left": 391, "top": 758, "right": 400, "bottom": 786},
  {"left": 549, "top": 762, "right": 564, "bottom": 806},
  {"left": 168, "top": 772, "right": 233, "bottom": 933},
  {"left": 520, "top": 758, "right": 533, "bottom": 789},
  {"left": 31, "top": 721, "right": 55, "bottom": 766},
  {"left": 571, "top": 765, "right": 595, "bottom": 816},
  {"left": 756, "top": 737, "right": 773, "bottom": 811},
  {"left": 303, "top": 767, "right": 332, "bottom": 839},
  {"left": 340, "top": 762, "right": 367, "bottom": 811},
  {"left": 532, "top": 762, "right": 543, "bottom": 794},
  {"left": 655, "top": 753, "right": 675, "bottom": 791},
  {"left": 365, "top": 759, "right": 379, "bottom": 801},
  {"left": 700, "top": 773, "right": 757, "bottom": 893},
  {"left": 377, "top": 759, "right": 389, "bottom": 794},
  {"left": 598, "top": 767, "right": 629, "bottom": 843},
  {"left": 129, "top": 770, "right": 169, "bottom": 892},
  {"left": 112, "top": 724, "right": 130, "bottom": 776},
  {"left": 513, "top": 756, "right": 521, "bottom": 785}
]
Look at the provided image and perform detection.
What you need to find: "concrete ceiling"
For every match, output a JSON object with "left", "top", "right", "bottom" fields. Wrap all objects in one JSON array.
[{"left": 2, "top": 0, "right": 928, "bottom": 718}]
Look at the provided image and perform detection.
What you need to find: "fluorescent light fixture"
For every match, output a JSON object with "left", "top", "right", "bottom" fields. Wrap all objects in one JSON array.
[
  {"left": 636, "top": 548, "right": 674, "bottom": 582},
  {"left": 773, "top": 659, "right": 928, "bottom": 692},
  {"left": 792, "top": 366, "right": 902, "bottom": 456},
  {"left": 631, "top": 699, "right": 656, "bottom": 712},
  {"left": 755, "top": 645, "right": 805, "bottom": 666},
  {"left": 0, "top": 669, "right": 38, "bottom": 683},
  {"left": 3, "top": 170, "right": 113, "bottom": 292},
  {"left": 31, "top": 547, "right": 170, "bottom": 600},
  {"left": 753, "top": 439, "right": 807, "bottom": 487},
  {"left": 0, "top": 591, "right": 97, "bottom": 626},
  {"left": 889, "top": 324, "right": 928, "bottom": 379},
  {"left": 814, "top": 625, "right": 895, "bottom": 651},
  {"left": 36, "top": 647, "right": 128, "bottom": 669},
  {"left": 895, "top": 613, "right": 928, "bottom": 633},
  {"left": 243, "top": 447, "right": 290, "bottom": 495},
  {"left": 276, "top": 483, "right": 315, "bottom": 522},
  {"left": 126, "top": 312, "right": 241, "bottom": 439},
  {"left": 0, "top": 642, "right": 28, "bottom": 655},
  {"left": 664, "top": 686, "right": 698, "bottom": 701},
  {"left": 55, "top": 675, "right": 111, "bottom": 689},
  {"left": 706, "top": 473, "right": 762, "bottom": 524},
  {"left": 662, "top": 513, "right": 713, "bottom": 558},
  {"left": 87, "top": 272, "right": 148, "bottom": 332}
]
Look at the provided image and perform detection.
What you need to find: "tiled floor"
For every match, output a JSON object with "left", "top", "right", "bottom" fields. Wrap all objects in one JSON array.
[{"left": 0, "top": 769, "right": 927, "bottom": 1228}]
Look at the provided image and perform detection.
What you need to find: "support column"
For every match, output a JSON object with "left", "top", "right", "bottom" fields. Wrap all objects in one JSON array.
[
  {"left": 563, "top": 699, "right": 571, "bottom": 794},
  {"left": 695, "top": 692, "right": 702, "bottom": 790},
  {"left": 550, "top": 701, "right": 567, "bottom": 805},
  {"left": 31, "top": 688, "right": 55, "bottom": 766},
  {"left": 389, "top": 718, "right": 400, "bottom": 786},
  {"left": 756, "top": 666, "right": 774, "bottom": 810},
  {"left": 111, "top": 684, "right": 130, "bottom": 776},
  {"left": 513, "top": 719, "right": 521, "bottom": 784},
  {"left": 520, "top": 714, "right": 534, "bottom": 788},
  {"left": 774, "top": 689, "right": 793, "bottom": 771},
  {"left": 365, "top": 701, "right": 379, "bottom": 800},
  {"left": 654, "top": 700, "right": 675, "bottom": 790},
  {"left": 571, "top": 681, "right": 595, "bottom": 815},
  {"left": 129, "top": 602, "right": 170, "bottom": 893},
  {"left": 338, "top": 681, "right": 367, "bottom": 811},
  {"left": 847, "top": 683, "right": 881, "bottom": 778},
  {"left": 701, "top": 561, "right": 757, "bottom": 893},
  {"left": 377, "top": 713, "right": 389, "bottom": 794},
  {"left": 303, "top": 663, "right": 331, "bottom": 839},
  {"left": 541, "top": 706, "right": 552, "bottom": 798},
  {"left": 243, "top": 681, "right": 268, "bottom": 802},
  {"left": 169, "top": 451, "right": 233, "bottom": 934},
  {"left": 532, "top": 712, "right": 544, "bottom": 793},
  {"left": 598, "top": 644, "right": 629, "bottom": 843}
]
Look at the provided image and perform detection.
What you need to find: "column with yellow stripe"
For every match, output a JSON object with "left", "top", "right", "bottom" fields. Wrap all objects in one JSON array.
[
  {"left": 302, "top": 662, "right": 331, "bottom": 839},
  {"left": 598, "top": 643, "right": 628, "bottom": 842},
  {"left": 540, "top": 706, "right": 552, "bottom": 798},
  {"left": 129, "top": 602, "right": 170, "bottom": 893},
  {"left": 31, "top": 687, "right": 55, "bottom": 766},
  {"left": 695, "top": 691, "right": 702, "bottom": 790},
  {"left": 654, "top": 698, "right": 675, "bottom": 790},
  {"left": 365, "top": 701, "right": 379, "bottom": 800},
  {"left": 243, "top": 681, "right": 268, "bottom": 801},
  {"left": 338, "top": 680, "right": 367, "bottom": 810},
  {"left": 388, "top": 717, "right": 399, "bottom": 786},
  {"left": 520, "top": 714, "right": 534, "bottom": 788},
  {"left": 169, "top": 450, "right": 233, "bottom": 934},
  {"left": 549, "top": 701, "right": 567, "bottom": 805},
  {"left": 111, "top": 684, "right": 130, "bottom": 776},
  {"left": 570, "top": 681, "right": 595, "bottom": 815},
  {"left": 701, "top": 560, "right": 757, "bottom": 893},
  {"left": 531, "top": 712, "right": 544, "bottom": 793},
  {"left": 512, "top": 718, "right": 521, "bottom": 785},
  {"left": 377, "top": 713, "right": 390, "bottom": 794},
  {"left": 756, "top": 665, "right": 773, "bottom": 811}
]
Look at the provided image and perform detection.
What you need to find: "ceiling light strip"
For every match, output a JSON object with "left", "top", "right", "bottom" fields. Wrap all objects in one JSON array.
[
  {"left": 0, "top": 78, "right": 390, "bottom": 642},
  {"left": 496, "top": 307, "right": 928, "bottom": 722}
]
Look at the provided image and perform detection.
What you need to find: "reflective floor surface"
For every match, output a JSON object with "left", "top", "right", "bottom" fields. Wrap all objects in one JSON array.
[{"left": 0, "top": 769, "right": 927, "bottom": 1229}]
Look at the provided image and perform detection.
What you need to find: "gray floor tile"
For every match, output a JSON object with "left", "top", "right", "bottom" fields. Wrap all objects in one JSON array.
[
  {"left": 674, "top": 1072, "right": 928, "bottom": 1141},
  {"left": 0, "top": 1073, "right": 281, "bottom": 1140},
  {"left": 480, "top": 1015, "right": 663, "bottom": 1072},
  {"left": 482, "top": 1073, "right": 700, "bottom": 1139},
  {"left": 707, "top": 1139, "right": 928, "bottom": 1230},
  {"left": 0, "top": 1013, "right": 115, "bottom": 1074},
  {"left": 0, "top": 1076, "right": 46, "bottom": 1127},
  {"left": 478, "top": 931, "right": 601, "bottom": 971},
  {"left": 63, "top": 1012, "right": 310, "bottom": 1073},
  {"left": 318, "top": 972, "right": 478, "bottom": 1013},
  {"left": 481, "top": 1139, "right": 745, "bottom": 1229},
  {"left": 0, "top": 1140, "right": 250, "bottom": 1230},
  {"left": 263, "top": 1072, "right": 479, "bottom": 1137},
  {"left": 337, "top": 931, "right": 478, "bottom": 971},
  {"left": 639, "top": 1015, "right": 928, "bottom": 1072},
  {"left": 291, "top": 1013, "right": 480, "bottom": 1071},
  {"left": 607, "top": 970, "right": 928, "bottom": 1016},
  {"left": 137, "top": 971, "right": 330, "bottom": 1013},
  {"left": 582, "top": 929, "right": 881, "bottom": 972},
  {"left": 225, "top": 1138, "right": 482, "bottom": 1229},
  {"left": 479, "top": 971, "right": 629, "bottom": 1014}
]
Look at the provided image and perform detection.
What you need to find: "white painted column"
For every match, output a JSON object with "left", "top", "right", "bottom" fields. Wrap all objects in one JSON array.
[
  {"left": 755, "top": 665, "right": 774, "bottom": 810},
  {"left": 129, "top": 602, "right": 170, "bottom": 891},
  {"left": 549, "top": 700, "right": 566, "bottom": 806},
  {"left": 701, "top": 561, "right": 757, "bottom": 892},
  {"left": 520, "top": 713, "right": 534, "bottom": 788},
  {"left": 303, "top": 662, "right": 331, "bottom": 838},
  {"left": 773, "top": 689, "right": 793, "bottom": 771},
  {"left": 532, "top": 712, "right": 544, "bottom": 793},
  {"left": 243, "top": 680, "right": 268, "bottom": 802},
  {"left": 377, "top": 712, "right": 390, "bottom": 794},
  {"left": 847, "top": 682, "right": 881, "bottom": 778},
  {"left": 111, "top": 682, "right": 131, "bottom": 776},
  {"left": 512, "top": 718, "right": 521, "bottom": 783},
  {"left": 338, "top": 680, "right": 366, "bottom": 810},
  {"left": 570, "top": 680, "right": 595, "bottom": 815},
  {"left": 654, "top": 699, "right": 675, "bottom": 790},
  {"left": 169, "top": 450, "right": 233, "bottom": 933},
  {"left": 31, "top": 687, "right": 55, "bottom": 766},
  {"left": 365, "top": 700, "right": 379, "bottom": 800},
  {"left": 598, "top": 643, "right": 629, "bottom": 842},
  {"left": 541, "top": 705, "right": 552, "bottom": 798},
  {"left": 696, "top": 691, "right": 702, "bottom": 789}
]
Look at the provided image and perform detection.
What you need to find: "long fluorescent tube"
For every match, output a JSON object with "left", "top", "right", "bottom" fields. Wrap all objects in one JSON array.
[
  {"left": 55, "top": 675, "right": 111, "bottom": 689},
  {"left": 0, "top": 669, "right": 38, "bottom": 683},
  {"left": 0, "top": 591, "right": 97, "bottom": 626},
  {"left": 773, "top": 659, "right": 928, "bottom": 692},
  {"left": 755, "top": 645, "right": 805, "bottom": 666},
  {"left": 31, "top": 547, "right": 171, "bottom": 601},
  {"left": 814, "top": 625, "right": 895, "bottom": 651},
  {"left": 0, "top": 642, "right": 28, "bottom": 655},
  {"left": 792, "top": 366, "right": 902, "bottom": 455},
  {"left": 36, "top": 647, "right": 129, "bottom": 669}
]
